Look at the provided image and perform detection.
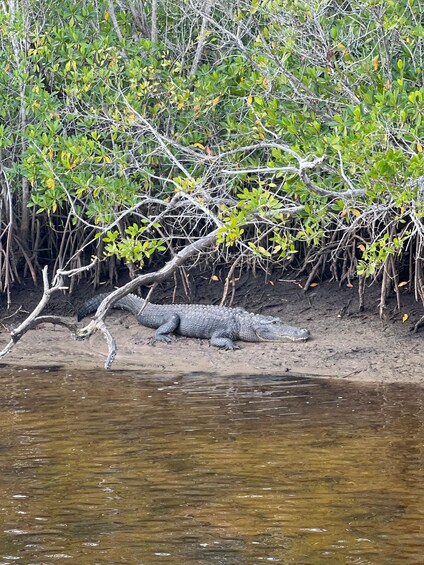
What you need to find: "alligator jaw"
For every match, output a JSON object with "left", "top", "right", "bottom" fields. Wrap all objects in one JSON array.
[
  {"left": 256, "top": 327, "right": 310, "bottom": 342},
  {"left": 289, "top": 334, "right": 310, "bottom": 342}
]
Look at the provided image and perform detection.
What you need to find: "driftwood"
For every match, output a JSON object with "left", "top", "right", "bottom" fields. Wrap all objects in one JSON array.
[
  {"left": 0, "top": 261, "right": 95, "bottom": 361},
  {"left": 0, "top": 230, "right": 218, "bottom": 369}
]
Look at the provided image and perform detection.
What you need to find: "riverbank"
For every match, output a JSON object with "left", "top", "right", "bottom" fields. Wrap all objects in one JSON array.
[{"left": 0, "top": 273, "right": 423, "bottom": 383}]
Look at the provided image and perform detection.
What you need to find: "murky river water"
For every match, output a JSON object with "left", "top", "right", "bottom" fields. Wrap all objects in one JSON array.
[{"left": 0, "top": 368, "right": 423, "bottom": 564}]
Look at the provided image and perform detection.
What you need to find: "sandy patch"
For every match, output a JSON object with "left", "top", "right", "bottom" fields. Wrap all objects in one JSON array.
[{"left": 1, "top": 275, "right": 422, "bottom": 383}]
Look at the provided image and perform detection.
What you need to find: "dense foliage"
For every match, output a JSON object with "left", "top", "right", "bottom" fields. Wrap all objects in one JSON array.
[{"left": 0, "top": 0, "right": 423, "bottom": 312}]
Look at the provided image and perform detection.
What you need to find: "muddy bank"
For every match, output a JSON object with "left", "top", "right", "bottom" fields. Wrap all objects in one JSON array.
[{"left": 0, "top": 273, "right": 423, "bottom": 383}]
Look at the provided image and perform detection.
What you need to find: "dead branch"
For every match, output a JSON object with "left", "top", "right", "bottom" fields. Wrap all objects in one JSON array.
[
  {"left": 76, "top": 229, "right": 219, "bottom": 351},
  {"left": 0, "top": 260, "right": 96, "bottom": 362},
  {"left": 98, "top": 320, "right": 117, "bottom": 369},
  {"left": 220, "top": 255, "right": 242, "bottom": 306}
]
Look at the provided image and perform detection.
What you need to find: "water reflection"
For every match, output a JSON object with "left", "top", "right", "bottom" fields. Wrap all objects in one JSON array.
[{"left": 0, "top": 369, "right": 423, "bottom": 564}]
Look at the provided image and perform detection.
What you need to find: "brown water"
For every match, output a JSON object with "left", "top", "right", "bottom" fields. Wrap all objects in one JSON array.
[{"left": 0, "top": 369, "right": 423, "bottom": 565}]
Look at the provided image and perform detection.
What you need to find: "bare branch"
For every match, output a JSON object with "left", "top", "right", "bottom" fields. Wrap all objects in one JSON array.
[
  {"left": 222, "top": 166, "right": 298, "bottom": 175},
  {"left": 98, "top": 320, "right": 117, "bottom": 369},
  {"left": 299, "top": 166, "right": 366, "bottom": 199},
  {"left": 151, "top": 0, "right": 158, "bottom": 41},
  {"left": 0, "top": 261, "right": 96, "bottom": 361},
  {"left": 107, "top": 0, "right": 124, "bottom": 42},
  {"left": 76, "top": 229, "right": 219, "bottom": 344},
  {"left": 189, "top": 0, "right": 214, "bottom": 76}
]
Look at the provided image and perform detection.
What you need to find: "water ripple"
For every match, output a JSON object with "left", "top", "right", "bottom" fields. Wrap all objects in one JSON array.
[{"left": 0, "top": 370, "right": 423, "bottom": 564}]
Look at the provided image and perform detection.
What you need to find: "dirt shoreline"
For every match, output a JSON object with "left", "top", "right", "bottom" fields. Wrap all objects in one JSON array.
[{"left": 0, "top": 275, "right": 423, "bottom": 384}]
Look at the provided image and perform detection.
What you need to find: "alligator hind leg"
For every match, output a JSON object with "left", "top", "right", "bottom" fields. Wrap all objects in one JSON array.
[
  {"left": 210, "top": 334, "right": 240, "bottom": 350},
  {"left": 150, "top": 314, "right": 180, "bottom": 344}
]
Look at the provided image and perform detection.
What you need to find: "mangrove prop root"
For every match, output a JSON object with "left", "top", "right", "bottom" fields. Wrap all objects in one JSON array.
[
  {"left": 358, "top": 275, "right": 366, "bottom": 312},
  {"left": 220, "top": 256, "right": 242, "bottom": 307},
  {"left": 413, "top": 315, "right": 424, "bottom": 333}
]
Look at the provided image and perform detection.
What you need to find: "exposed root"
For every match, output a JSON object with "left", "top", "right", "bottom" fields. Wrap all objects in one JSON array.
[
  {"left": 358, "top": 275, "right": 366, "bottom": 312},
  {"left": 413, "top": 315, "right": 424, "bottom": 334},
  {"left": 220, "top": 255, "right": 242, "bottom": 306}
]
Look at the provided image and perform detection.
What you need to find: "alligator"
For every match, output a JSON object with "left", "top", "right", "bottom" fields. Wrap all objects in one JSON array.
[{"left": 77, "top": 293, "right": 310, "bottom": 350}]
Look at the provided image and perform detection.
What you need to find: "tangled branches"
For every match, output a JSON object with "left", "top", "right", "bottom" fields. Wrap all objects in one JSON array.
[{"left": 0, "top": 0, "right": 422, "bottom": 325}]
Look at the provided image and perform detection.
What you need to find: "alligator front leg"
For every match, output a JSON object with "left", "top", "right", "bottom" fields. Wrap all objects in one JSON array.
[
  {"left": 151, "top": 313, "right": 180, "bottom": 344},
  {"left": 210, "top": 333, "right": 240, "bottom": 350}
]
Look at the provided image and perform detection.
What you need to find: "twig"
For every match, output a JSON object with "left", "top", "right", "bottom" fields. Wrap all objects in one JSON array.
[
  {"left": 98, "top": 321, "right": 117, "bottom": 369},
  {"left": 337, "top": 298, "right": 352, "bottom": 318},
  {"left": 358, "top": 275, "right": 366, "bottom": 312},
  {"left": 379, "top": 262, "right": 389, "bottom": 319},
  {"left": 413, "top": 315, "right": 424, "bottom": 333},
  {"left": 1, "top": 305, "right": 25, "bottom": 321},
  {"left": 220, "top": 256, "right": 242, "bottom": 306}
]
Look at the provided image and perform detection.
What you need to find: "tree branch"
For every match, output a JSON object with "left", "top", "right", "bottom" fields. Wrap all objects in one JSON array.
[
  {"left": 76, "top": 229, "right": 219, "bottom": 348},
  {"left": 189, "top": 0, "right": 214, "bottom": 76},
  {"left": 0, "top": 261, "right": 96, "bottom": 361}
]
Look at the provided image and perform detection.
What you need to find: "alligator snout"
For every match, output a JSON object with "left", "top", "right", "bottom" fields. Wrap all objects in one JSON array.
[{"left": 291, "top": 328, "right": 310, "bottom": 341}]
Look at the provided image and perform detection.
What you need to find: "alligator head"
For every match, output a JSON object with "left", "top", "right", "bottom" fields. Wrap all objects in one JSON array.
[{"left": 251, "top": 315, "right": 310, "bottom": 342}]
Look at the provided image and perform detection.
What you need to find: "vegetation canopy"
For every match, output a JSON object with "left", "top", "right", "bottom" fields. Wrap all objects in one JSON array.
[{"left": 0, "top": 0, "right": 423, "bottom": 318}]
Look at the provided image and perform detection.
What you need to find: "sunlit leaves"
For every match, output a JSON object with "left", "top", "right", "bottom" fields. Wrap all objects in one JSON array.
[
  {"left": 1, "top": 0, "right": 423, "bottom": 281},
  {"left": 103, "top": 223, "right": 166, "bottom": 266}
]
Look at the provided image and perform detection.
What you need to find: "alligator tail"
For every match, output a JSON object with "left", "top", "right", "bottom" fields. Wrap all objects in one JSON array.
[
  {"left": 77, "top": 293, "right": 109, "bottom": 321},
  {"left": 77, "top": 293, "right": 145, "bottom": 322}
]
